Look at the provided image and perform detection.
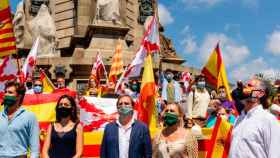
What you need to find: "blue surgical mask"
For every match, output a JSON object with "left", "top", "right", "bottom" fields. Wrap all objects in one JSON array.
[
  {"left": 34, "top": 86, "right": 42, "bottom": 94},
  {"left": 197, "top": 81, "right": 206, "bottom": 89}
]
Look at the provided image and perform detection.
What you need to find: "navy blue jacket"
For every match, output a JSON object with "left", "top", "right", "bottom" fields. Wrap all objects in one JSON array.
[{"left": 100, "top": 120, "right": 152, "bottom": 158}]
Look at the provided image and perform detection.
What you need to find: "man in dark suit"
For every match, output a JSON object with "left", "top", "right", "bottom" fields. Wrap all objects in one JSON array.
[{"left": 100, "top": 95, "right": 152, "bottom": 158}]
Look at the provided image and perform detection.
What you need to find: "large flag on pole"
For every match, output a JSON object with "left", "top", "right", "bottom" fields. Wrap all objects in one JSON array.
[
  {"left": 21, "top": 37, "right": 40, "bottom": 82},
  {"left": 0, "top": 0, "right": 17, "bottom": 57},
  {"left": 108, "top": 39, "right": 123, "bottom": 84},
  {"left": 123, "top": 16, "right": 160, "bottom": 78},
  {"left": 40, "top": 69, "right": 55, "bottom": 93},
  {"left": 115, "top": 16, "right": 160, "bottom": 92},
  {"left": 136, "top": 53, "right": 157, "bottom": 129},
  {"left": 202, "top": 44, "right": 232, "bottom": 101}
]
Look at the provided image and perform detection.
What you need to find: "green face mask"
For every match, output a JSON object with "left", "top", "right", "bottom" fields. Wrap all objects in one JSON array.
[
  {"left": 164, "top": 112, "right": 179, "bottom": 126},
  {"left": 118, "top": 106, "right": 134, "bottom": 116},
  {"left": 3, "top": 95, "right": 17, "bottom": 107}
]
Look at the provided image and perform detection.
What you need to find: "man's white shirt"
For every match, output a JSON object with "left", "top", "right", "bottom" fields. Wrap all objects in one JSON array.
[{"left": 229, "top": 105, "right": 280, "bottom": 158}]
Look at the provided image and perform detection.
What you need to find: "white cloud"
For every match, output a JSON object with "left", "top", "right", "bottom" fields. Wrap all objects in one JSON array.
[
  {"left": 231, "top": 57, "right": 280, "bottom": 81},
  {"left": 182, "top": 36, "right": 198, "bottom": 53},
  {"left": 158, "top": 4, "right": 174, "bottom": 26},
  {"left": 198, "top": 33, "right": 250, "bottom": 66},
  {"left": 181, "top": 0, "right": 225, "bottom": 8},
  {"left": 180, "top": 25, "right": 198, "bottom": 53},
  {"left": 265, "top": 30, "right": 280, "bottom": 56}
]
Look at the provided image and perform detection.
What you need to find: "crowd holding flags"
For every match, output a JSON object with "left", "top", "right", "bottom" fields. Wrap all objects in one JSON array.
[{"left": 1, "top": 1, "right": 278, "bottom": 156}]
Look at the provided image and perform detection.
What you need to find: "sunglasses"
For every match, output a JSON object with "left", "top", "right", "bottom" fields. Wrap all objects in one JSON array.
[{"left": 34, "top": 84, "right": 42, "bottom": 87}]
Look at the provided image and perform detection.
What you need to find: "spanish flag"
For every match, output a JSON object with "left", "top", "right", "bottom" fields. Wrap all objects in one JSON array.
[
  {"left": 0, "top": 0, "right": 16, "bottom": 57},
  {"left": 40, "top": 69, "right": 55, "bottom": 93},
  {"left": 108, "top": 39, "right": 123, "bottom": 84},
  {"left": 202, "top": 44, "right": 232, "bottom": 101},
  {"left": 206, "top": 117, "right": 232, "bottom": 158},
  {"left": 137, "top": 53, "right": 157, "bottom": 129}
]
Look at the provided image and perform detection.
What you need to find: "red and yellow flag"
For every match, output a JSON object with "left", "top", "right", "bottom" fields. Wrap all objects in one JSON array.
[
  {"left": 0, "top": 0, "right": 16, "bottom": 57},
  {"left": 108, "top": 39, "right": 123, "bottom": 84},
  {"left": 202, "top": 44, "right": 232, "bottom": 101},
  {"left": 137, "top": 53, "right": 157, "bottom": 129},
  {"left": 206, "top": 117, "right": 232, "bottom": 158},
  {"left": 40, "top": 69, "right": 55, "bottom": 93}
]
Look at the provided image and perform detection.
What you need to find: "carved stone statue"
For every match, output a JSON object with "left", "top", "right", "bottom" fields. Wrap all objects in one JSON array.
[
  {"left": 13, "top": 0, "right": 56, "bottom": 57},
  {"left": 138, "top": 0, "right": 154, "bottom": 24},
  {"left": 93, "top": 0, "right": 121, "bottom": 24},
  {"left": 28, "top": 4, "right": 56, "bottom": 57}
]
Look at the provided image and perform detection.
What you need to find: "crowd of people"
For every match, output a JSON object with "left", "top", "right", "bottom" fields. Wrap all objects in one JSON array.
[{"left": 0, "top": 69, "right": 280, "bottom": 158}]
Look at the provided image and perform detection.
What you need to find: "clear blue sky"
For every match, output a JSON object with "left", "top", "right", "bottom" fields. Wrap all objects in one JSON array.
[{"left": 10, "top": 0, "right": 280, "bottom": 82}]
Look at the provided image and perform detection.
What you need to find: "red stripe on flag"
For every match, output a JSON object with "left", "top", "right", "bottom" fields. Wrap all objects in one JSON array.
[
  {"left": 0, "top": 45, "right": 16, "bottom": 52},
  {"left": 22, "top": 91, "right": 76, "bottom": 105},
  {"left": 0, "top": 7, "right": 11, "bottom": 21},
  {"left": 222, "top": 126, "right": 233, "bottom": 158},
  {"left": 198, "top": 139, "right": 212, "bottom": 151},
  {"left": 216, "top": 44, "right": 222, "bottom": 73},
  {"left": 83, "top": 145, "right": 100, "bottom": 157},
  {"left": 0, "top": 37, "right": 16, "bottom": 43},
  {"left": 0, "top": 28, "right": 13, "bottom": 35},
  {"left": 202, "top": 67, "right": 218, "bottom": 87},
  {"left": 206, "top": 117, "right": 222, "bottom": 158}
]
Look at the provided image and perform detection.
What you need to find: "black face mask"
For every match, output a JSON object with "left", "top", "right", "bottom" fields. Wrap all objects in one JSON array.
[
  {"left": 57, "top": 107, "right": 72, "bottom": 118},
  {"left": 26, "top": 82, "right": 33, "bottom": 89}
]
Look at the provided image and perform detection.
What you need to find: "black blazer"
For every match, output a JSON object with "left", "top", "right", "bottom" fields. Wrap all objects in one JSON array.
[{"left": 100, "top": 120, "right": 152, "bottom": 158}]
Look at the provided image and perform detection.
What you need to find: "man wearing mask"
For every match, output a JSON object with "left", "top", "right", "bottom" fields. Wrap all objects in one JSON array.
[
  {"left": 185, "top": 75, "right": 210, "bottom": 127},
  {"left": 161, "top": 69, "right": 182, "bottom": 104},
  {"left": 0, "top": 81, "right": 40, "bottom": 158},
  {"left": 229, "top": 78, "right": 280, "bottom": 158},
  {"left": 129, "top": 80, "right": 140, "bottom": 100},
  {"left": 100, "top": 95, "right": 152, "bottom": 158},
  {"left": 53, "top": 76, "right": 77, "bottom": 97},
  {"left": 33, "top": 79, "right": 44, "bottom": 94},
  {"left": 25, "top": 77, "right": 34, "bottom": 94}
]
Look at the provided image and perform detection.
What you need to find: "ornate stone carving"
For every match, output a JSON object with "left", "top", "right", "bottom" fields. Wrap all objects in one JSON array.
[
  {"left": 13, "top": 1, "right": 56, "bottom": 57},
  {"left": 93, "top": 0, "right": 121, "bottom": 25},
  {"left": 138, "top": 0, "right": 154, "bottom": 24}
]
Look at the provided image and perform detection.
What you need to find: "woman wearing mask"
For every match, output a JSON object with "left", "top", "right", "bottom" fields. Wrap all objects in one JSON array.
[
  {"left": 42, "top": 95, "right": 83, "bottom": 158},
  {"left": 153, "top": 103, "right": 198, "bottom": 158}
]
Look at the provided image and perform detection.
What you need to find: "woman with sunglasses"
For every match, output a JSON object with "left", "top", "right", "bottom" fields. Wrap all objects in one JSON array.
[
  {"left": 42, "top": 95, "right": 83, "bottom": 158},
  {"left": 153, "top": 103, "right": 198, "bottom": 158}
]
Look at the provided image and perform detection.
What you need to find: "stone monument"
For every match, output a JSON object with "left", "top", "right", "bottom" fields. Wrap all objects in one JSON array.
[{"left": 13, "top": 0, "right": 185, "bottom": 92}]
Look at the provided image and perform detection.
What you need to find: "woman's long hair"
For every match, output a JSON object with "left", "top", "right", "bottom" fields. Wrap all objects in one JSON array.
[{"left": 55, "top": 95, "right": 78, "bottom": 123}]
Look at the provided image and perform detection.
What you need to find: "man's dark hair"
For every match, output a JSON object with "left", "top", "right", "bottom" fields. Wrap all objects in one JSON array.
[
  {"left": 195, "top": 74, "right": 205, "bottom": 82},
  {"left": 218, "top": 86, "right": 225, "bottom": 90},
  {"left": 4, "top": 80, "right": 26, "bottom": 106},
  {"left": 116, "top": 95, "right": 135, "bottom": 107}
]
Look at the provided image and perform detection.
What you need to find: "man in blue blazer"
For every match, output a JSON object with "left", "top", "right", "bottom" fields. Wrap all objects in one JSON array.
[{"left": 100, "top": 95, "right": 152, "bottom": 158}]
